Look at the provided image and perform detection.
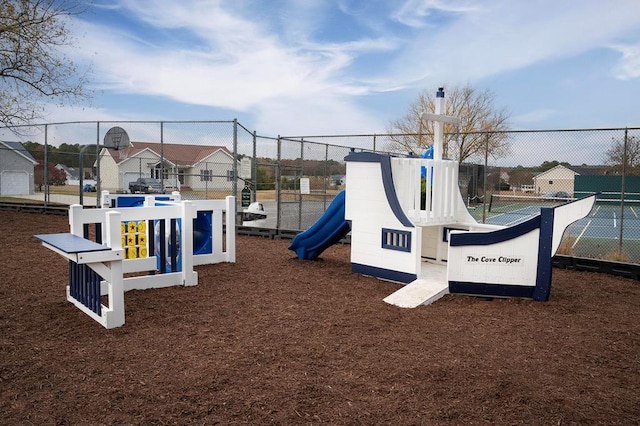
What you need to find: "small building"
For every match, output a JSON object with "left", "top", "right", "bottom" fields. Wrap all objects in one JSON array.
[
  {"left": 55, "top": 164, "right": 79, "bottom": 185},
  {"left": 330, "top": 174, "right": 345, "bottom": 186},
  {"left": 98, "top": 142, "right": 236, "bottom": 192},
  {"left": 0, "top": 141, "right": 38, "bottom": 195},
  {"left": 533, "top": 165, "right": 578, "bottom": 195}
]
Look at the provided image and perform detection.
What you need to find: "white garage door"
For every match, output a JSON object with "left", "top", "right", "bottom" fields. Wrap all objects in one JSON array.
[{"left": 1, "top": 171, "right": 29, "bottom": 195}]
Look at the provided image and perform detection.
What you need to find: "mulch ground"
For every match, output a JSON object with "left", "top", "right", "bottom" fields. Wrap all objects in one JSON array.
[{"left": 1, "top": 209, "right": 639, "bottom": 425}]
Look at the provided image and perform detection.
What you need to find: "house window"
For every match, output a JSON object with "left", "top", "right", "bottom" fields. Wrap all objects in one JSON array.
[
  {"left": 152, "top": 166, "right": 169, "bottom": 180},
  {"left": 201, "top": 170, "right": 212, "bottom": 182},
  {"left": 227, "top": 170, "right": 235, "bottom": 182},
  {"left": 381, "top": 228, "right": 411, "bottom": 252}
]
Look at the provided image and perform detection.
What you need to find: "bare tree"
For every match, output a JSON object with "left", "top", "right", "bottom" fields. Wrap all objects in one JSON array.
[
  {"left": 386, "top": 84, "right": 511, "bottom": 162},
  {"left": 605, "top": 133, "right": 640, "bottom": 175},
  {"left": 0, "top": 0, "right": 89, "bottom": 128}
]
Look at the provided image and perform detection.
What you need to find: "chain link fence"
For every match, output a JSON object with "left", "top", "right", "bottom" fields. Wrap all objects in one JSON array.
[{"left": 1, "top": 122, "right": 638, "bottom": 264}]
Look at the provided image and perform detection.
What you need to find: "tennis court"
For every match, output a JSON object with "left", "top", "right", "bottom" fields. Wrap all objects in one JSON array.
[{"left": 474, "top": 195, "right": 640, "bottom": 263}]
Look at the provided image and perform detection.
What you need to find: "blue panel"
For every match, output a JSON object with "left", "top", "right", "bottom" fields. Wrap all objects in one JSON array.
[
  {"left": 352, "top": 263, "right": 417, "bottom": 284},
  {"left": 449, "top": 215, "right": 541, "bottom": 247},
  {"left": 533, "top": 208, "right": 554, "bottom": 301},
  {"left": 193, "top": 211, "right": 213, "bottom": 255},
  {"left": 68, "top": 261, "right": 102, "bottom": 316},
  {"left": 116, "top": 196, "right": 145, "bottom": 207},
  {"left": 449, "top": 281, "right": 535, "bottom": 299},
  {"left": 115, "top": 195, "right": 172, "bottom": 207},
  {"left": 154, "top": 218, "right": 182, "bottom": 273}
]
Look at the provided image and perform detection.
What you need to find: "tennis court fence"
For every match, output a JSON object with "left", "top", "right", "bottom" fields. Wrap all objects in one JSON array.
[{"left": 2, "top": 122, "right": 639, "bottom": 264}]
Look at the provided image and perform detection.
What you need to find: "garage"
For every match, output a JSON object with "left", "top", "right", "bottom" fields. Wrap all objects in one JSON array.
[
  {"left": 1, "top": 171, "right": 30, "bottom": 195},
  {"left": 123, "top": 172, "right": 143, "bottom": 192}
]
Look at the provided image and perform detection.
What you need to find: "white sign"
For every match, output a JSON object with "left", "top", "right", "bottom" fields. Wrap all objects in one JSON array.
[
  {"left": 240, "top": 157, "right": 252, "bottom": 179},
  {"left": 300, "top": 178, "right": 310, "bottom": 195}
]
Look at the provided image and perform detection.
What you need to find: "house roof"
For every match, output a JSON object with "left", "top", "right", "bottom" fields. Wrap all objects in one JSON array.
[
  {"left": 0, "top": 140, "right": 38, "bottom": 165},
  {"left": 566, "top": 165, "right": 610, "bottom": 176},
  {"left": 534, "top": 164, "right": 578, "bottom": 179},
  {"left": 55, "top": 164, "right": 79, "bottom": 179},
  {"left": 104, "top": 142, "right": 232, "bottom": 167}
]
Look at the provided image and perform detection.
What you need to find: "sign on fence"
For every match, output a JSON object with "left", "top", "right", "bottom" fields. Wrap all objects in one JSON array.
[{"left": 241, "top": 185, "right": 251, "bottom": 207}]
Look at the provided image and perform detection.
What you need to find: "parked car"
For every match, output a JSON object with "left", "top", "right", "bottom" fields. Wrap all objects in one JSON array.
[
  {"left": 542, "top": 191, "right": 571, "bottom": 200},
  {"left": 129, "top": 178, "right": 163, "bottom": 194}
]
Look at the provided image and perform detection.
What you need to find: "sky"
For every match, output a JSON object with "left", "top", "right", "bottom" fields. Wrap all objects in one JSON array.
[{"left": 39, "top": 0, "right": 640, "bottom": 142}]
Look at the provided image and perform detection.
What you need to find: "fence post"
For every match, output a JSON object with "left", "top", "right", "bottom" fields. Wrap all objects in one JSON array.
[
  {"left": 324, "top": 143, "right": 329, "bottom": 211},
  {"left": 95, "top": 121, "right": 101, "bottom": 206},
  {"left": 44, "top": 124, "right": 49, "bottom": 206},
  {"left": 618, "top": 128, "right": 628, "bottom": 257},
  {"left": 298, "top": 138, "right": 304, "bottom": 230},
  {"left": 276, "top": 135, "right": 282, "bottom": 231},
  {"left": 252, "top": 130, "right": 257, "bottom": 202},
  {"left": 233, "top": 119, "right": 238, "bottom": 199},
  {"left": 160, "top": 121, "right": 165, "bottom": 193},
  {"left": 482, "top": 133, "right": 489, "bottom": 223}
]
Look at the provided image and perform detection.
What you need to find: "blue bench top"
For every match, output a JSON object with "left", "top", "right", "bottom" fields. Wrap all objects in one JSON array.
[{"left": 34, "top": 233, "right": 110, "bottom": 254}]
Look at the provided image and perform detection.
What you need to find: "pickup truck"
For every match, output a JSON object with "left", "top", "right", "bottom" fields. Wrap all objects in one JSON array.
[{"left": 129, "top": 178, "right": 163, "bottom": 193}]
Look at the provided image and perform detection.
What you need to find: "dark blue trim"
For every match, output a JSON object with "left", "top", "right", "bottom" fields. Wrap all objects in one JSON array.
[
  {"left": 381, "top": 228, "right": 412, "bottom": 252},
  {"left": 379, "top": 156, "right": 414, "bottom": 228},
  {"left": 449, "top": 281, "right": 535, "bottom": 298},
  {"left": 443, "top": 227, "right": 466, "bottom": 243},
  {"left": 344, "top": 152, "right": 385, "bottom": 163},
  {"left": 352, "top": 263, "right": 417, "bottom": 284},
  {"left": 533, "top": 208, "right": 554, "bottom": 301},
  {"left": 449, "top": 215, "right": 540, "bottom": 246}
]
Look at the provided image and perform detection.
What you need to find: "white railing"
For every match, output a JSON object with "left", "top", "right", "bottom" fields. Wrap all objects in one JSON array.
[{"left": 391, "top": 158, "right": 458, "bottom": 225}]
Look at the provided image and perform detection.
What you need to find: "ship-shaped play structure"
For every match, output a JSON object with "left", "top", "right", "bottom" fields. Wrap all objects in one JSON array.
[{"left": 290, "top": 88, "right": 595, "bottom": 307}]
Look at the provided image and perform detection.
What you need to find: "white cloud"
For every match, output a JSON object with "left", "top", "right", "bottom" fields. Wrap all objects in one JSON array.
[
  {"left": 511, "top": 109, "right": 559, "bottom": 127},
  {"left": 392, "top": 0, "right": 477, "bottom": 28},
  {"left": 55, "top": 0, "right": 640, "bottom": 137},
  {"left": 384, "top": 1, "right": 640, "bottom": 89},
  {"left": 254, "top": 95, "right": 384, "bottom": 138},
  {"left": 71, "top": 1, "right": 397, "bottom": 115},
  {"left": 610, "top": 43, "right": 640, "bottom": 80}
]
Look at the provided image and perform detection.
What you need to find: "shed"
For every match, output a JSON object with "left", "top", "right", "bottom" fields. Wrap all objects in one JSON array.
[
  {"left": 0, "top": 141, "right": 38, "bottom": 195},
  {"left": 533, "top": 165, "right": 578, "bottom": 196}
]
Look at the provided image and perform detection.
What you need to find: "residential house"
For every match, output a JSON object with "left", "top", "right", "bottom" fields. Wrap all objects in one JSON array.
[
  {"left": 0, "top": 141, "right": 38, "bottom": 195},
  {"left": 330, "top": 174, "right": 345, "bottom": 186},
  {"left": 56, "top": 164, "right": 97, "bottom": 187},
  {"left": 533, "top": 165, "right": 578, "bottom": 195},
  {"left": 98, "top": 142, "right": 237, "bottom": 192}
]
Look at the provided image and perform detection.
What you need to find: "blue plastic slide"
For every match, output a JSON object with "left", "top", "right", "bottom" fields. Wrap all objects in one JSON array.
[{"left": 288, "top": 190, "right": 351, "bottom": 260}]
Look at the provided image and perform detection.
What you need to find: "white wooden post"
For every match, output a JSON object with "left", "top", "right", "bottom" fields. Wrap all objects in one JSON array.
[{"left": 104, "top": 210, "right": 125, "bottom": 328}]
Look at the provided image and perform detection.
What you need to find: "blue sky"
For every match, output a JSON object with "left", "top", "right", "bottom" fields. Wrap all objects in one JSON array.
[{"left": 44, "top": 0, "right": 640, "bottom": 138}]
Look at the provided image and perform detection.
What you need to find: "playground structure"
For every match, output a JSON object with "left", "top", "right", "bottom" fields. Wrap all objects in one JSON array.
[
  {"left": 35, "top": 192, "right": 236, "bottom": 328},
  {"left": 290, "top": 88, "right": 595, "bottom": 306}
]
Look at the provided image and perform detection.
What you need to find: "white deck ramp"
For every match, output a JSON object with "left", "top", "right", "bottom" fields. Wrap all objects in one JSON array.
[{"left": 383, "top": 262, "right": 449, "bottom": 308}]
